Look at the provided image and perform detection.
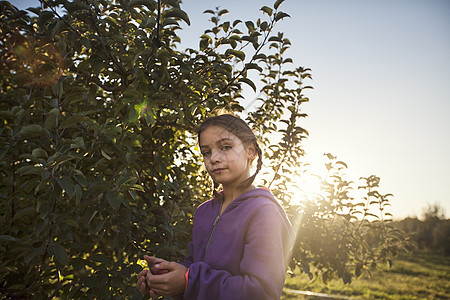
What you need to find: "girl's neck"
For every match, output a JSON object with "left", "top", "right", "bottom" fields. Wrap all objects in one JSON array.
[{"left": 221, "top": 184, "right": 255, "bottom": 213}]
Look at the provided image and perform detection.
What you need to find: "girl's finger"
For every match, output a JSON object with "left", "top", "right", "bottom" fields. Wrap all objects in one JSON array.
[
  {"left": 137, "top": 274, "right": 150, "bottom": 295},
  {"left": 152, "top": 261, "right": 173, "bottom": 270},
  {"left": 137, "top": 269, "right": 148, "bottom": 279},
  {"left": 136, "top": 277, "right": 143, "bottom": 287},
  {"left": 137, "top": 278, "right": 145, "bottom": 290},
  {"left": 139, "top": 281, "right": 147, "bottom": 294},
  {"left": 144, "top": 255, "right": 167, "bottom": 265},
  {"left": 149, "top": 290, "right": 158, "bottom": 299},
  {"left": 146, "top": 272, "right": 169, "bottom": 285}
]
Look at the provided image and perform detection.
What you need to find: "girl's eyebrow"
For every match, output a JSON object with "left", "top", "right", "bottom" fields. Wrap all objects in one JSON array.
[
  {"left": 217, "top": 137, "right": 233, "bottom": 143},
  {"left": 200, "top": 137, "right": 234, "bottom": 149}
]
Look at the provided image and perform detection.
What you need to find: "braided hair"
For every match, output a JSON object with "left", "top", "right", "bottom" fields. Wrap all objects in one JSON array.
[{"left": 197, "top": 114, "right": 263, "bottom": 198}]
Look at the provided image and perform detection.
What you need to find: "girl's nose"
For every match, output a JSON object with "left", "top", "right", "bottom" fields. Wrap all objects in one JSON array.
[{"left": 210, "top": 149, "right": 222, "bottom": 163}]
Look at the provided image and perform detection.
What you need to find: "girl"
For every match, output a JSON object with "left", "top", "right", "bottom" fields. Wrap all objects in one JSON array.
[{"left": 137, "top": 114, "right": 295, "bottom": 299}]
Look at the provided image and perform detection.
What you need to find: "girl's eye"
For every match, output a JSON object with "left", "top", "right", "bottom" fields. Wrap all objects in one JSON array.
[
  {"left": 201, "top": 150, "right": 211, "bottom": 157},
  {"left": 222, "top": 145, "right": 232, "bottom": 151}
]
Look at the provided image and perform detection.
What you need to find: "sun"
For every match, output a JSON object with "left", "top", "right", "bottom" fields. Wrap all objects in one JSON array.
[
  {"left": 287, "top": 151, "right": 329, "bottom": 205},
  {"left": 293, "top": 172, "right": 322, "bottom": 204},
  {"left": 256, "top": 151, "right": 328, "bottom": 206}
]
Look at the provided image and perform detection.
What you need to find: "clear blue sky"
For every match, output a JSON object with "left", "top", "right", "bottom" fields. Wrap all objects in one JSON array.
[{"left": 12, "top": 0, "right": 450, "bottom": 219}]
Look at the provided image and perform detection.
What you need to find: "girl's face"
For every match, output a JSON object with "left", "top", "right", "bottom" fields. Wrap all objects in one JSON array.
[{"left": 199, "top": 125, "right": 255, "bottom": 188}]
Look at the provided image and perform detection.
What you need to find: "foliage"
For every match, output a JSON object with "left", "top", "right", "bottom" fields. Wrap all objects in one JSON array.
[
  {"left": 0, "top": 0, "right": 298, "bottom": 297},
  {"left": 0, "top": 0, "right": 411, "bottom": 298},
  {"left": 290, "top": 154, "right": 414, "bottom": 284}
]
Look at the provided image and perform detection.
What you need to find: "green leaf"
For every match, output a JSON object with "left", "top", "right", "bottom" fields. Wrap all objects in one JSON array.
[
  {"left": 127, "top": 0, "right": 156, "bottom": 11},
  {"left": 106, "top": 191, "right": 121, "bottom": 209},
  {"left": 63, "top": 218, "right": 80, "bottom": 229},
  {"left": 245, "top": 21, "right": 255, "bottom": 31},
  {"left": 218, "top": 9, "right": 229, "bottom": 16},
  {"left": 130, "top": 184, "right": 145, "bottom": 192},
  {"left": 45, "top": 108, "right": 59, "bottom": 129},
  {"left": 94, "top": 219, "right": 106, "bottom": 234},
  {"left": 365, "top": 212, "right": 380, "bottom": 219},
  {"left": 51, "top": 154, "right": 75, "bottom": 168},
  {"left": 239, "top": 77, "right": 257, "bottom": 92},
  {"left": 74, "top": 136, "right": 85, "bottom": 148},
  {"left": 0, "top": 235, "right": 17, "bottom": 242},
  {"left": 91, "top": 253, "right": 110, "bottom": 265},
  {"left": 56, "top": 176, "right": 75, "bottom": 199},
  {"left": 274, "top": 0, "right": 285, "bottom": 9},
  {"left": 253, "top": 53, "right": 267, "bottom": 60},
  {"left": 81, "top": 210, "right": 98, "bottom": 225},
  {"left": 128, "top": 190, "right": 137, "bottom": 202},
  {"left": 32, "top": 148, "right": 48, "bottom": 159},
  {"left": 75, "top": 184, "right": 82, "bottom": 205},
  {"left": 52, "top": 19, "right": 64, "bottom": 36},
  {"left": 261, "top": 6, "right": 273, "bottom": 16},
  {"left": 128, "top": 107, "right": 139, "bottom": 123},
  {"left": 90, "top": 59, "right": 104, "bottom": 75},
  {"left": 101, "top": 149, "right": 112, "bottom": 160},
  {"left": 74, "top": 174, "right": 88, "bottom": 188},
  {"left": 0, "top": 145, "right": 9, "bottom": 159},
  {"left": 19, "top": 124, "right": 43, "bottom": 137},
  {"left": 274, "top": 11, "right": 290, "bottom": 21},
  {"left": 233, "top": 19, "right": 242, "bottom": 27},
  {"left": 13, "top": 207, "right": 35, "bottom": 221},
  {"left": 225, "top": 49, "right": 245, "bottom": 61},
  {"left": 336, "top": 161, "right": 348, "bottom": 168},
  {"left": 268, "top": 35, "right": 282, "bottom": 42},
  {"left": 59, "top": 115, "right": 89, "bottom": 130},
  {"left": 259, "top": 21, "right": 269, "bottom": 31},
  {"left": 163, "top": 8, "right": 190, "bottom": 25},
  {"left": 0, "top": 110, "right": 13, "bottom": 119},
  {"left": 51, "top": 242, "right": 68, "bottom": 265},
  {"left": 245, "top": 63, "right": 263, "bottom": 72},
  {"left": 37, "top": 11, "right": 54, "bottom": 27},
  {"left": 222, "top": 21, "right": 230, "bottom": 32},
  {"left": 64, "top": 1, "right": 89, "bottom": 13},
  {"left": 17, "top": 165, "right": 42, "bottom": 176},
  {"left": 25, "top": 246, "right": 45, "bottom": 265},
  {"left": 325, "top": 153, "right": 335, "bottom": 160}
]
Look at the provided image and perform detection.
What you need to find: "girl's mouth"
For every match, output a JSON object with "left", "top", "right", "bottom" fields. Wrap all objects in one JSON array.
[{"left": 212, "top": 168, "right": 226, "bottom": 173}]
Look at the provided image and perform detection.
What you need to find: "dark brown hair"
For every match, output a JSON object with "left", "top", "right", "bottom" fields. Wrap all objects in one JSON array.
[{"left": 197, "top": 114, "right": 263, "bottom": 197}]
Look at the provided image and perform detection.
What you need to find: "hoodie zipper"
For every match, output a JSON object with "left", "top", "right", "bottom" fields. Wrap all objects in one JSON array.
[{"left": 203, "top": 201, "right": 223, "bottom": 259}]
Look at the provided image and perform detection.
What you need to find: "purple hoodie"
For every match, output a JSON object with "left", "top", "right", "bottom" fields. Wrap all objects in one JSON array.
[{"left": 180, "top": 188, "right": 295, "bottom": 300}]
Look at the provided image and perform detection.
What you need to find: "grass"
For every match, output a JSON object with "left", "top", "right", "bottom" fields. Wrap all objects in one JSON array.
[{"left": 282, "top": 252, "right": 450, "bottom": 299}]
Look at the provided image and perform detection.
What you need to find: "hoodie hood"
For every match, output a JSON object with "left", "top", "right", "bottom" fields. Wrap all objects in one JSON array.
[{"left": 215, "top": 187, "right": 294, "bottom": 232}]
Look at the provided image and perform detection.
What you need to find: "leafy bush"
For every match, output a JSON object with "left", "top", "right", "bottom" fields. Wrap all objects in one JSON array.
[{"left": 290, "top": 154, "right": 414, "bottom": 284}]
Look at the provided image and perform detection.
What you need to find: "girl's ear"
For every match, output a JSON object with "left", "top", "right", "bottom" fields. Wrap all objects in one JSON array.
[{"left": 245, "top": 142, "right": 257, "bottom": 161}]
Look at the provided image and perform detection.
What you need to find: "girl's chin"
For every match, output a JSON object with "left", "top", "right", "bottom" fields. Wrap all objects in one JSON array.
[{"left": 210, "top": 176, "right": 228, "bottom": 185}]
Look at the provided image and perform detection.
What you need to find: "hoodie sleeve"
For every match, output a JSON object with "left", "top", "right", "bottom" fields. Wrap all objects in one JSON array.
[{"left": 183, "top": 203, "right": 292, "bottom": 300}]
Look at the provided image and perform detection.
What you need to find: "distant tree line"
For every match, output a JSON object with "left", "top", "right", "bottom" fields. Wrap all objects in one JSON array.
[{"left": 393, "top": 204, "right": 449, "bottom": 255}]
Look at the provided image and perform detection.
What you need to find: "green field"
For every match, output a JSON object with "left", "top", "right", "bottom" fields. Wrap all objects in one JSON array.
[{"left": 282, "top": 252, "right": 450, "bottom": 299}]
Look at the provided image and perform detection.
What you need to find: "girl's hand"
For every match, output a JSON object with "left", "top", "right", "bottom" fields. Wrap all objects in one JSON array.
[
  {"left": 137, "top": 255, "right": 169, "bottom": 295},
  {"left": 145, "top": 260, "right": 188, "bottom": 297},
  {"left": 136, "top": 269, "right": 149, "bottom": 294},
  {"left": 144, "top": 255, "right": 169, "bottom": 275}
]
